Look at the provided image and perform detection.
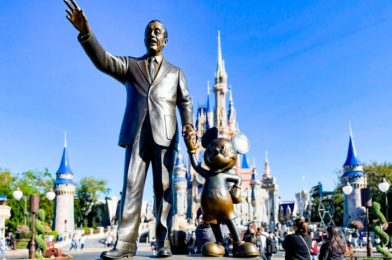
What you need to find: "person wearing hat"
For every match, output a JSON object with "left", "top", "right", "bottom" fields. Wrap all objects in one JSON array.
[{"left": 283, "top": 217, "right": 312, "bottom": 260}]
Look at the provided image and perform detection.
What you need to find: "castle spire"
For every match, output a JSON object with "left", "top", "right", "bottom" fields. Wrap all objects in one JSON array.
[
  {"left": 263, "top": 151, "right": 271, "bottom": 177},
  {"left": 215, "top": 30, "right": 227, "bottom": 84},
  {"left": 206, "top": 81, "right": 213, "bottom": 130},
  {"left": 214, "top": 31, "right": 228, "bottom": 136},
  {"left": 56, "top": 133, "right": 73, "bottom": 175},
  {"left": 206, "top": 81, "right": 211, "bottom": 113},
  {"left": 342, "top": 123, "right": 363, "bottom": 177}
]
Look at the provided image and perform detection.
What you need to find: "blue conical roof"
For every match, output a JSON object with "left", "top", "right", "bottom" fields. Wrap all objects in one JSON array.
[
  {"left": 343, "top": 133, "right": 361, "bottom": 167},
  {"left": 342, "top": 128, "right": 364, "bottom": 178},
  {"left": 241, "top": 154, "right": 250, "bottom": 169},
  {"left": 54, "top": 134, "right": 75, "bottom": 187},
  {"left": 175, "top": 149, "right": 185, "bottom": 167},
  {"left": 56, "top": 146, "right": 73, "bottom": 175}
]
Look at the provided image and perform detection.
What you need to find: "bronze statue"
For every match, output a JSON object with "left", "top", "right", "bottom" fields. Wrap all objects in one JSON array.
[
  {"left": 64, "top": 0, "right": 197, "bottom": 259},
  {"left": 187, "top": 127, "right": 259, "bottom": 257}
]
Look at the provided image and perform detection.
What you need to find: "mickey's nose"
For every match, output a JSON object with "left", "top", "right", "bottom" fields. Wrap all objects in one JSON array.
[{"left": 213, "top": 148, "right": 220, "bottom": 156}]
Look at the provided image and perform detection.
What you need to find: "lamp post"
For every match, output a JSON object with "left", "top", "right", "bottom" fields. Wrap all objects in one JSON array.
[
  {"left": 378, "top": 177, "right": 390, "bottom": 221},
  {"left": 12, "top": 188, "right": 56, "bottom": 259}
]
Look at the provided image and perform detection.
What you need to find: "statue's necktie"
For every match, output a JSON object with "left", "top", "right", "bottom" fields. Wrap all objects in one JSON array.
[{"left": 148, "top": 57, "right": 155, "bottom": 81}]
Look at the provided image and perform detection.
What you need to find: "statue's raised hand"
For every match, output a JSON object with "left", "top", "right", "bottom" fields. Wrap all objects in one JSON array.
[{"left": 64, "top": 0, "right": 90, "bottom": 35}]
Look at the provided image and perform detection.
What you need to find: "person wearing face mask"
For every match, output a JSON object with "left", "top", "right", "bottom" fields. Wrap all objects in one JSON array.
[{"left": 283, "top": 217, "right": 312, "bottom": 260}]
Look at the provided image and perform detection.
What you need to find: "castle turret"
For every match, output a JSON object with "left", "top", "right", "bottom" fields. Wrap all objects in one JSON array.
[
  {"left": 214, "top": 31, "right": 228, "bottom": 137},
  {"left": 228, "top": 85, "right": 238, "bottom": 134},
  {"left": 54, "top": 133, "right": 76, "bottom": 234},
  {"left": 263, "top": 151, "right": 271, "bottom": 177},
  {"left": 206, "top": 81, "right": 213, "bottom": 130},
  {"left": 195, "top": 107, "right": 206, "bottom": 137},
  {"left": 261, "top": 151, "right": 279, "bottom": 229},
  {"left": 251, "top": 162, "right": 262, "bottom": 221},
  {"left": 173, "top": 147, "right": 188, "bottom": 217},
  {"left": 341, "top": 126, "right": 366, "bottom": 227}
]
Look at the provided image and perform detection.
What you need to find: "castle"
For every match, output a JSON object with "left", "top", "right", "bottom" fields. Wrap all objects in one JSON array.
[
  {"left": 53, "top": 134, "right": 76, "bottom": 235},
  {"left": 341, "top": 127, "right": 366, "bottom": 227},
  {"left": 173, "top": 32, "right": 280, "bottom": 229}
]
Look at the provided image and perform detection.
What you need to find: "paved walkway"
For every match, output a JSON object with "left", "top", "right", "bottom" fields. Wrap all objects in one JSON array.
[
  {"left": 6, "top": 236, "right": 384, "bottom": 260},
  {"left": 5, "top": 237, "right": 286, "bottom": 259}
]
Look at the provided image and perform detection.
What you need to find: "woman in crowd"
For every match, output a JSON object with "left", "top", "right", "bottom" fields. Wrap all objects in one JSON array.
[
  {"left": 319, "top": 226, "right": 346, "bottom": 260},
  {"left": 283, "top": 217, "right": 312, "bottom": 260}
]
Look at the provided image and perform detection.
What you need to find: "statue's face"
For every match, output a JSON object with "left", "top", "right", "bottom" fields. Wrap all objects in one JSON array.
[
  {"left": 204, "top": 138, "right": 237, "bottom": 172},
  {"left": 144, "top": 21, "right": 167, "bottom": 56}
]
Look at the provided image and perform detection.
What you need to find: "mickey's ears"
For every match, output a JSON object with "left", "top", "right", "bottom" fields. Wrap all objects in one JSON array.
[
  {"left": 202, "top": 127, "right": 218, "bottom": 149},
  {"left": 232, "top": 132, "right": 250, "bottom": 154}
]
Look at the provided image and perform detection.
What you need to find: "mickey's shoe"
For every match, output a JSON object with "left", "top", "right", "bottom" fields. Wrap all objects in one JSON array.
[
  {"left": 201, "top": 242, "right": 225, "bottom": 257},
  {"left": 233, "top": 242, "right": 259, "bottom": 258}
]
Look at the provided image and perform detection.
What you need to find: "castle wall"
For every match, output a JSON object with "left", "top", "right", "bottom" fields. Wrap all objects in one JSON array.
[{"left": 55, "top": 191, "right": 75, "bottom": 234}]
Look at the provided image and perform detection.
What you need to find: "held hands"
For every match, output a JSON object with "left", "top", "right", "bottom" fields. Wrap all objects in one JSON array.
[
  {"left": 182, "top": 124, "right": 198, "bottom": 154},
  {"left": 64, "top": 0, "right": 90, "bottom": 35}
]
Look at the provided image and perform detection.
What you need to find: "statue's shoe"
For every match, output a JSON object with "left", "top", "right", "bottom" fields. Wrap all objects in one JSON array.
[
  {"left": 201, "top": 242, "right": 225, "bottom": 257},
  {"left": 156, "top": 247, "right": 172, "bottom": 258},
  {"left": 233, "top": 242, "right": 259, "bottom": 258},
  {"left": 100, "top": 248, "right": 135, "bottom": 259}
]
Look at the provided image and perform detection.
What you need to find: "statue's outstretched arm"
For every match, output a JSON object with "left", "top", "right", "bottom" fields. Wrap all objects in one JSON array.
[
  {"left": 188, "top": 153, "right": 209, "bottom": 179},
  {"left": 64, "top": 0, "right": 129, "bottom": 83}
]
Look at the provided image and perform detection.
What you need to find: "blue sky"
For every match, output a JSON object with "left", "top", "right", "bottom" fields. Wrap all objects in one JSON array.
[{"left": 1, "top": 1, "right": 392, "bottom": 202}]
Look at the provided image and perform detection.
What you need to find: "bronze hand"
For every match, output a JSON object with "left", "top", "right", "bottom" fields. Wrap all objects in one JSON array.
[
  {"left": 182, "top": 124, "right": 197, "bottom": 154},
  {"left": 64, "top": 0, "right": 90, "bottom": 35}
]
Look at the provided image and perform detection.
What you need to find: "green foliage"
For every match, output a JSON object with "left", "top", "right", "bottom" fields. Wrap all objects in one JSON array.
[
  {"left": 331, "top": 187, "right": 344, "bottom": 226},
  {"left": 3, "top": 168, "right": 55, "bottom": 232},
  {"left": 15, "top": 239, "right": 29, "bottom": 249},
  {"left": 364, "top": 162, "right": 392, "bottom": 217},
  {"left": 35, "top": 234, "right": 47, "bottom": 255},
  {"left": 310, "top": 197, "right": 321, "bottom": 222},
  {"left": 38, "top": 209, "right": 45, "bottom": 222},
  {"left": 34, "top": 251, "right": 44, "bottom": 259},
  {"left": 75, "top": 176, "right": 107, "bottom": 227},
  {"left": 371, "top": 202, "right": 392, "bottom": 258},
  {"left": 35, "top": 220, "right": 46, "bottom": 234}
]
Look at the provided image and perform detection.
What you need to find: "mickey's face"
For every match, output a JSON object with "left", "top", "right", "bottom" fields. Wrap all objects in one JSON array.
[{"left": 204, "top": 138, "right": 237, "bottom": 172}]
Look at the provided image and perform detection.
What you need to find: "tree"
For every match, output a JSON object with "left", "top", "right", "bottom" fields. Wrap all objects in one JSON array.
[
  {"left": 75, "top": 177, "right": 107, "bottom": 227},
  {"left": 364, "top": 162, "right": 392, "bottom": 208},
  {"left": 4, "top": 168, "right": 55, "bottom": 232}
]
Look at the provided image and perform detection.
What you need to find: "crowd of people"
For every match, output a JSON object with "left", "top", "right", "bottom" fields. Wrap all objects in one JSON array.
[{"left": 145, "top": 215, "right": 371, "bottom": 259}]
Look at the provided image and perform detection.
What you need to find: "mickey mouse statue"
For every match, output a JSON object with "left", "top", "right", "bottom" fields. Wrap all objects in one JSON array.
[{"left": 185, "top": 127, "right": 259, "bottom": 257}]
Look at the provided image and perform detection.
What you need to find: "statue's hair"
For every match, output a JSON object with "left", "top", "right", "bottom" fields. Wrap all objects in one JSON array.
[{"left": 146, "top": 20, "right": 168, "bottom": 40}]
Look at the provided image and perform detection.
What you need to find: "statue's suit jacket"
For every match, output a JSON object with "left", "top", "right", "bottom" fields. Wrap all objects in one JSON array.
[{"left": 79, "top": 33, "right": 193, "bottom": 147}]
